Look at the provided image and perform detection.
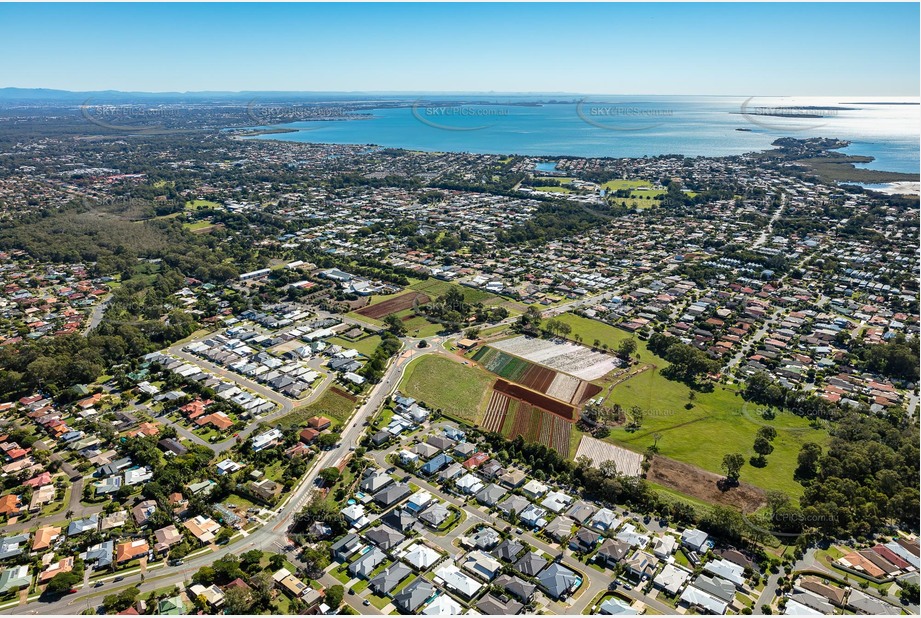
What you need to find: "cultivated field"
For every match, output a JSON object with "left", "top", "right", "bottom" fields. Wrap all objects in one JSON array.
[
  {"left": 574, "top": 435, "right": 643, "bottom": 477},
  {"left": 356, "top": 291, "right": 430, "bottom": 319},
  {"left": 493, "top": 378, "right": 577, "bottom": 420},
  {"left": 489, "top": 335, "right": 621, "bottom": 381},
  {"left": 501, "top": 398, "right": 572, "bottom": 456},
  {"left": 473, "top": 346, "right": 602, "bottom": 406}
]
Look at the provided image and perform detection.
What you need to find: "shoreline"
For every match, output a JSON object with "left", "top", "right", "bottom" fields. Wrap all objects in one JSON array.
[
  {"left": 854, "top": 181, "right": 921, "bottom": 196},
  {"left": 237, "top": 127, "right": 918, "bottom": 183}
]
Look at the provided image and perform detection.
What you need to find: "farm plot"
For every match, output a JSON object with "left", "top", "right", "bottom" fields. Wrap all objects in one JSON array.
[
  {"left": 356, "top": 292, "right": 430, "bottom": 320},
  {"left": 490, "top": 335, "right": 622, "bottom": 381},
  {"left": 494, "top": 379, "right": 576, "bottom": 421},
  {"left": 502, "top": 401, "right": 572, "bottom": 455},
  {"left": 473, "top": 345, "right": 601, "bottom": 406},
  {"left": 574, "top": 435, "right": 643, "bottom": 477},
  {"left": 482, "top": 390, "right": 511, "bottom": 433}
]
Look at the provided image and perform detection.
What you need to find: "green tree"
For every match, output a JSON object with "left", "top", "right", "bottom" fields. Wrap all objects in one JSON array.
[
  {"left": 721, "top": 453, "right": 745, "bottom": 483},
  {"left": 45, "top": 571, "right": 81, "bottom": 593},
  {"left": 325, "top": 584, "right": 345, "bottom": 608},
  {"left": 318, "top": 467, "right": 341, "bottom": 484},
  {"left": 617, "top": 338, "right": 637, "bottom": 358},
  {"left": 754, "top": 436, "right": 774, "bottom": 458}
]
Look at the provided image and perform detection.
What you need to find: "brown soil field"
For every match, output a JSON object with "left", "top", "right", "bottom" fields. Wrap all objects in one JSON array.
[
  {"left": 648, "top": 455, "right": 767, "bottom": 513},
  {"left": 356, "top": 292, "right": 430, "bottom": 319},
  {"left": 519, "top": 364, "right": 556, "bottom": 394},
  {"left": 493, "top": 378, "right": 577, "bottom": 421}
]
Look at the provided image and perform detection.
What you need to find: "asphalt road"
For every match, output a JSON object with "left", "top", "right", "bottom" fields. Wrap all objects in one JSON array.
[{"left": 8, "top": 340, "right": 419, "bottom": 615}]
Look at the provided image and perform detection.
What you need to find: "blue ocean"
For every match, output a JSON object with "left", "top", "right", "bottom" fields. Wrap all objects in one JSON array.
[{"left": 245, "top": 96, "right": 920, "bottom": 174}]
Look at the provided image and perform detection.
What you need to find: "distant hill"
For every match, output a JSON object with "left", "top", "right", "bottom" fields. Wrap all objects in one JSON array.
[{"left": 0, "top": 88, "right": 581, "bottom": 105}]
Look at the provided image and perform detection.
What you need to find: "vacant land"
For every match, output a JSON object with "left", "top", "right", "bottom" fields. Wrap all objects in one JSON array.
[
  {"left": 326, "top": 334, "right": 383, "bottom": 356},
  {"left": 399, "top": 354, "right": 495, "bottom": 425},
  {"left": 185, "top": 199, "right": 221, "bottom": 210},
  {"left": 409, "top": 278, "right": 497, "bottom": 304},
  {"left": 552, "top": 312, "right": 829, "bottom": 495},
  {"left": 605, "top": 368, "right": 828, "bottom": 496},
  {"left": 356, "top": 291, "right": 430, "bottom": 320},
  {"left": 277, "top": 387, "right": 357, "bottom": 429},
  {"left": 647, "top": 455, "right": 767, "bottom": 513}
]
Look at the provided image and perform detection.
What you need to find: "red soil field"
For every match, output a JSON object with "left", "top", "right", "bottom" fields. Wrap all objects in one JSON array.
[
  {"left": 493, "top": 378, "right": 577, "bottom": 421},
  {"left": 356, "top": 292, "right": 430, "bottom": 319}
]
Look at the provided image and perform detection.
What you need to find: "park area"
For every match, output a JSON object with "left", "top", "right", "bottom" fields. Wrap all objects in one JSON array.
[{"left": 398, "top": 354, "right": 495, "bottom": 425}]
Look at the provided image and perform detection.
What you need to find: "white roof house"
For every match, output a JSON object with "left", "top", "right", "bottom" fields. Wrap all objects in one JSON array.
[
  {"left": 422, "top": 593, "right": 462, "bottom": 615},
  {"left": 703, "top": 558, "right": 745, "bottom": 587},
  {"left": 402, "top": 543, "right": 441, "bottom": 570},
  {"left": 435, "top": 564, "right": 483, "bottom": 598}
]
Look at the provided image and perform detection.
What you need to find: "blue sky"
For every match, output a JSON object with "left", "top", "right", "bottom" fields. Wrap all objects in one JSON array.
[{"left": 1, "top": 3, "right": 918, "bottom": 95}]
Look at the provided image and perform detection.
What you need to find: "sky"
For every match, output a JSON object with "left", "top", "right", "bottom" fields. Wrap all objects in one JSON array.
[{"left": 0, "top": 3, "right": 918, "bottom": 96}]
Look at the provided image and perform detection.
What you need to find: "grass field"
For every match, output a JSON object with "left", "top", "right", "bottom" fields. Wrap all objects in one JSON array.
[
  {"left": 604, "top": 366, "right": 828, "bottom": 496},
  {"left": 277, "top": 387, "right": 357, "bottom": 429},
  {"left": 399, "top": 354, "right": 494, "bottom": 425},
  {"left": 185, "top": 199, "right": 221, "bottom": 210},
  {"left": 534, "top": 185, "right": 573, "bottom": 193},
  {"left": 183, "top": 220, "right": 215, "bottom": 232},
  {"left": 601, "top": 179, "right": 655, "bottom": 191},
  {"left": 327, "top": 334, "right": 383, "bottom": 356},
  {"left": 554, "top": 312, "right": 646, "bottom": 358},
  {"left": 553, "top": 312, "right": 829, "bottom": 496},
  {"left": 408, "top": 278, "right": 497, "bottom": 304}
]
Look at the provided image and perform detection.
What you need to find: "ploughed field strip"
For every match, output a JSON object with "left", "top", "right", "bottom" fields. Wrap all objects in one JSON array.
[
  {"left": 489, "top": 334, "right": 622, "bottom": 381},
  {"left": 574, "top": 435, "right": 643, "bottom": 477},
  {"left": 473, "top": 344, "right": 602, "bottom": 406},
  {"left": 482, "top": 384, "right": 572, "bottom": 455},
  {"left": 355, "top": 291, "right": 430, "bottom": 319}
]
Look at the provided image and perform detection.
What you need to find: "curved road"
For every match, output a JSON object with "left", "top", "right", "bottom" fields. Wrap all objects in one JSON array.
[{"left": 7, "top": 339, "right": 424, "bottom": 615}]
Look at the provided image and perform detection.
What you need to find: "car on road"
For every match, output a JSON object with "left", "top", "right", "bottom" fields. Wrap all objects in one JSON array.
[
  {"left": 93, "top": 582, "right": 104, "bottom": 588},
  {"left": 113, "top": 577, "right": 124, "bottom": 582},
  {"left": 363, "top": 600, "right": 370, "bottom": 606},
  {"left": 515, "top": 528, "right": 523, "bottom": 535}
]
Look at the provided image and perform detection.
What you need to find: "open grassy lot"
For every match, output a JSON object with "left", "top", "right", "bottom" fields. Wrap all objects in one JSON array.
[
  {"left": 408, "top": 278, "right": 496, "bottom": 304},
  {"left": 185, "top": 199, "right": 221, "bottom": 210},
  {"left": 327, "top": 334, "right": 383, "bottom": 356},
  {"left": 604, "top": 365, "right": 828, "bottom": 496},
  {"left": 555, "top": 312, "right": 638, "bottom": 351},
  {"left": 534, "top": 185, "right": 573, "bottom": 193},
  {"left": 399, "top": 354, "right": 495, "bottom": 425},
  {"left": 182, "top": 220, "right": 216, "bottom": 232},
  {"left": 277, "top": 387, "right": 357, "bottom": 429},
  {"left": 554, "top": 312, "right": 828, "bottom": 496},
  {"left": 601, "top": 179, "right": 655, "bottom": 191}
]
